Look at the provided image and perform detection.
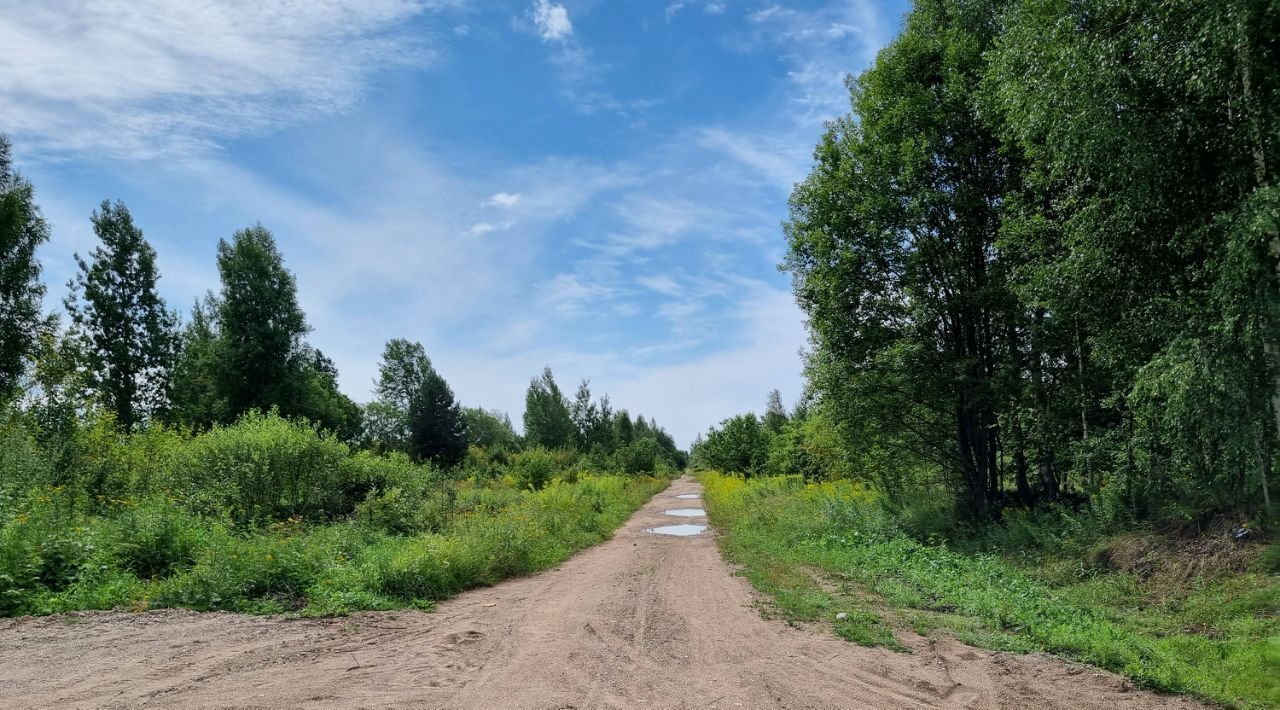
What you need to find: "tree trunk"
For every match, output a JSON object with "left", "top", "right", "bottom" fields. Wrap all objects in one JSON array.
[
  {"left": 1239, "top": 0, "right": 1280, "bottom": 453},
  {"left": 1031, "top": 309, "right": 1057, "bottom": 502},
  {"left": 1259, "top": 423, "right": 1274, "bottom": 517},
  {"left": 1013, "top": 423, "right": 1033, "bottom": 506},
  {"left": 1075, "top": 323, "right": 1091, "bottom": 489},
  {"left": 956, "top": 404, "right": 988, "bottom": 519}
]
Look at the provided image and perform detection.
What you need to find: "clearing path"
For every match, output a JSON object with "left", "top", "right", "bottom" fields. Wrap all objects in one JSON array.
[{"left": 0, "top": 476, "right": 1205, "bottom": 710}]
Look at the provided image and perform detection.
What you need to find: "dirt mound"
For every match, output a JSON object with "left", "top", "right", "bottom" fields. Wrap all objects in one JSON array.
[{"left": 1093, "top": 530, "right": 1264, "bottom": 584}]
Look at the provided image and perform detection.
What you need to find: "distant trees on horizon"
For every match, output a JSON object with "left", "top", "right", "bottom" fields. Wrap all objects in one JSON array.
[{"left": 0, "top": 132, "right": 685, "bottom": 469}]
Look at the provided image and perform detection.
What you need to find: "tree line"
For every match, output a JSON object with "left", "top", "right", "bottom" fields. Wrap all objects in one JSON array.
[
  {"left": 700, "top": 0, "right": 1278, "bottom": 527},
  {"left": 0, "top": 133, "right": 684, "bottom": 474}
]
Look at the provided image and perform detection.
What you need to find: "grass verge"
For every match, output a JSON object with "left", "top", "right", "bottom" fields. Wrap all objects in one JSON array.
[
  {"left": 701, "top": 472, "right": 1279, "bottom": 709},
  {"left": 2, "top": 474, "right": 667, "bottom": 618}
]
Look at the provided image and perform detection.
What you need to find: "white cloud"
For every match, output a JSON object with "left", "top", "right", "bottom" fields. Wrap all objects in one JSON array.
[
  {"left": 464, "top": 222, "right": 498, "bottom": 237},
  {"left": 486, "top": 191, "right": 523, "bottom": 208},
  {"left": 541, "top": 273, "right": 617, "bottom": 315},
  {"left": 665, "top": 1, "right": 725, "bottom": 22},
  {"left": 636, "top": 274, "right": 683, "bottom": 297},
  {"left": 697, "top": 126, "right": 807, "bottom": 191},
  {"left": 825, "top": 22, "right": 860, "bottom": 39},
  {"left": 747, "top": 5, "right": 787, "bottom": 24},
  {"left": 18, "top": 0, "right": 885, "bottom": 448},
  {"left": 444, "top": 283, "right": 805, "bottom": 446},
  {"left": 0, "top": 0, "right": 453, "bottom": 159},
  {"left": 530, "top": 0, "right": 573, "bottom": 42}
]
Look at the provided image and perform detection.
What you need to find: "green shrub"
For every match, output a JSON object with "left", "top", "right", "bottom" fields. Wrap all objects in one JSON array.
[
  {"left": 68, "top": 417, "right": 187, "bottom": 504},
  {"left": 611, "top": 438, "right": 671, "bottom": 476},
  {"left": 337, "top": 450, "right": 420, "bottom": 504},
  {"left": 452, "top": 482, "right": 525, "bottom": 516},
  {"left": 356, "top": 471, "right": 456, "bottom": 535},
  {"left": 363, "top": 534, "right": 489, "bottom": 601},
  {"left": 503, "top": 446, "right": 577, "bottom": 490},
  {"left": 151, "top": 523, "right": 336, "bottom": 612},
  {"left": 0, "top": 487, "right": 93, "bottom": 615},
  {"left": 105, "top": 497, "right": 208, "bottom": 578},
  {"left": 0, "top": 405, "right": 666, "bottom": 619},
  {"left": 171, "top": 411, "right": 353, "bottom": 525},
  {"left": 0, "top": 414, "right": 54, "bottom": 495}
]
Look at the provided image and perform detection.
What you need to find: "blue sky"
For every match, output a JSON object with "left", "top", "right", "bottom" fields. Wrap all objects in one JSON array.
[{"left": 3, "top": 0, "right": 906, "bottom": 446}]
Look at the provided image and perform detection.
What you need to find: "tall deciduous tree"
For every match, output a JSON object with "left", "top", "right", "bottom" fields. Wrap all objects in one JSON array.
[
  {"left": 168, "top": 295, "right": 225, "bottom": 427},
  {"left": 785, "top": 0, "right": 1019, "bottom": 518},
  {"left": 376, "top": 338, "right": 432, "bottom": 411},
  {"left": 365, "top": 338, "right": 433, "bottom": 451},
  {"left": 523, "top": 367, "right": 575, "bottom": 450},
  {"left": 988, "top": 0, "right": 1279, "bottom": 515},
  {"left": 693, "top": 413, "right": 768, "bottom": 475},
  {"left": 612, "top": 409, "right": 634, "bottom": 449},
  {"left": 371, "top": 338, "right": 466, "bottom": 464},
  {"left": 214, "top": 225, "right": 308, "bottom": 417},
  {"left": 773, "top": 0, "right": 1278, "bottom": 521},
  {"left": 569, "top": 379, "right": 598, "bottom": 449},
  {"left": 65, "top": 200, "right": 177, "bottom": 428},
  {"left": 462, "top": 407, "right": 519, "bottom": 450},
  {"left": 0, "top": 135, "right": 49, "bottom": 396},
  {"left": 168, "top": 225, "right": 358, "bottom": 436}
]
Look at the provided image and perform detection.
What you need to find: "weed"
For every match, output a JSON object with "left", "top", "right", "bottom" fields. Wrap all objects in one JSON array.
[{"left": 701, "top": 472, "right": 1280, "bottom": 709}]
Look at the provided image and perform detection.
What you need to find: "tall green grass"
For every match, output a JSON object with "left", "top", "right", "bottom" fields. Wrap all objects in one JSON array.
[
  {"left": 701, "top": 472, "right": 1280, "bottom": 709},
  {"left": 1, "top": 474, "right": 665, "bottom": 617},
  {"left": 0, "top": 412, "right": 670, "bottom": 618}
]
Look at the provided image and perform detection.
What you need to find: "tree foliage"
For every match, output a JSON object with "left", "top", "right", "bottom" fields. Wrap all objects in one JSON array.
[
  {"left": 693, "top": 413, "right": 768, "bottom": 475},
  {"left": 523, "top": 367, "right": 576, "bottom": 450},
  {"left": 168, "top": 225, "right": 358, "bottom": 435},
  {"left": 0, "top": 135, "right": 49, "bottom": 396},
  {"left": 213, "top": 225, "right": 310, "bottom": 417},
  {"left": 406, "top": 368, "right": 467, "bottom": 467},
  {"left": 462, "top": 407, "right": 519, "bottom": 451},
  {"left": 65, "top": 200, "right": 177, "bottom": 429},
  {"left": 775, "top": 0, "right": 1279, "bottom": 523},
  {"left": 368, "top": 339, "right": 466, "bottom": 465}
]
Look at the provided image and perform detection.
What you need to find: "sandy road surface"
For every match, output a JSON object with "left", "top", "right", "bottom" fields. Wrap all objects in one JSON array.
[{"left": 0, "top": 476, "right": 1205, "bottom": 710}]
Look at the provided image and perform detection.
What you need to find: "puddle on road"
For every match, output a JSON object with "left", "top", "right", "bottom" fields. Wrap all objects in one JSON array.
[
  {"left": 675, "top": 494, "right": 701, "bottom": 499},
  {"left": 664, "top": 508, "right": 706, "bottom": 517},
  {"left": 644, "top": 524, "right": 708, "bottom": 536}
]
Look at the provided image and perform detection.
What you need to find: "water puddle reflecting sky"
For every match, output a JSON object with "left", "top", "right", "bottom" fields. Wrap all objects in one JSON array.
[
  {"left": 676, "top": 494, "right": 701, "bottom": 499},
  {"left": 644, "top": 524, "right": 708, "bottom": 536},
  {"left": 664, "top": 508, "right": 706, "bottom": 517}
]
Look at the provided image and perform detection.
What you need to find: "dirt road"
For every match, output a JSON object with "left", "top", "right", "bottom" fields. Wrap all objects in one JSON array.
[{"left": 0, "top": 476, "right": 1205, "bottom": 710}]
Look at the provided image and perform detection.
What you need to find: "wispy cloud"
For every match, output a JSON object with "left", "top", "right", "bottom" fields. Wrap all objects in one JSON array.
[
  {"left": 665, "top": 0, "right": 727, "bottom": 20},
  {"left": 697, "top": 126, "right": 808, "bottom": 191},
  {"left": 696, "top": 1, "right": 890, "bottom": 193},
  {"left": 736, "top": 0, "right": 886, "bottom": 121},
  {"left": 541, "top": 273, "right": 617, "bottom": 315},
  {"left": 18, "top": 0, "right": 889, "bottom": 446},
  {"left": 636, "top": 274, "right": 683, "bottom": 298},
  {"left": 0, "top": 0, "right": 458, "bottom": 159}
]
